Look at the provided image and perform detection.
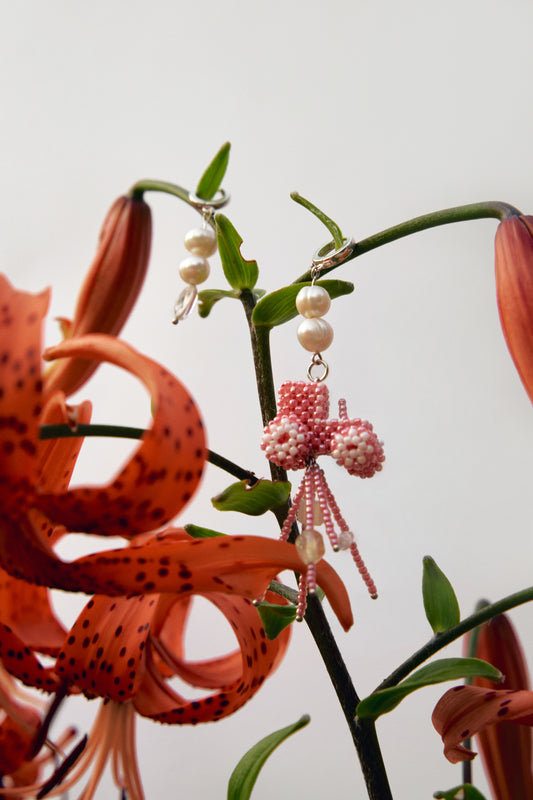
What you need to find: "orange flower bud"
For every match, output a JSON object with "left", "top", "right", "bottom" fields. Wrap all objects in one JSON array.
[
  {"left": 495, "top": 215, "right": 533, "bottom": 403},
  {"left": 469, "top": 614, "right": 533, "bottom": 800},
  {"left": 44, "top": 194, "right": 151, "bottom": 397}
]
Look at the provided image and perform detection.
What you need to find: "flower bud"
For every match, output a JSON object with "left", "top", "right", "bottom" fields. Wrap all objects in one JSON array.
[
  {"left": 495, "top": 215, "right": 533, "bottom": 403},
  {"left": 44, "top": 194, "right": 151, "bottom": 397}
]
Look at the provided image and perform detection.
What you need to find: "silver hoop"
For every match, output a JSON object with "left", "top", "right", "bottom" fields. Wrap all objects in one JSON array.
[
  {"left": 307, "top": 353, "right": 329, "bottom": 383},
  {"left": 188, "top": 189, "right": 230, "bottom": 211},
  {"left": 312, "top": 236, "right": 356, "bottom": 270}
]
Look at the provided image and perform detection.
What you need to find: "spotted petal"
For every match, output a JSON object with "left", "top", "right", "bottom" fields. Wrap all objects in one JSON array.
[
  {"left": 0, "top": 275, "right": 49, "bottom": 515},
  {"left": 39, "top": 334, "right": 206, "bottom": 536},
  {"left": 432, "top": 684, "right": 533, "bottom": 763}
]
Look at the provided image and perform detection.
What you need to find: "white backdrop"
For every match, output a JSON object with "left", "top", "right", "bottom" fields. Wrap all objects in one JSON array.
[{"left": 1, "top": 1, "right": 533, "bottom": 797}]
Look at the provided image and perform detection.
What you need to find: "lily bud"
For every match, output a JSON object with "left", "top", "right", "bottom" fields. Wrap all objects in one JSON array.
[
  {"left": 44, "top": 194, "right": 151, "bottom": 398},
  {"left": 471, "top": 614, "right": 533, "bottom": 800},
  {"left": 495, "top": 215, "right": 533, "bottom": 403}
]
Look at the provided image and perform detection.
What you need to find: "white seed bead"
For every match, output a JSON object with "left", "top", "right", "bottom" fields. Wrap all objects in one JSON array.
[
  {"left": 297, "top": 318, "right": 334, "bottom": 352},
  {"left": 184, "top": 227, "right": 217, "bottom": 257},
  {"left": 295, "top": 529, "right": 326, "bottom": 565},
  {"left": 295, "top": 285, "right": 331, "bottom": 318},
  {"left": 179, "top": 256, "right": 210, "bottom": 285}
]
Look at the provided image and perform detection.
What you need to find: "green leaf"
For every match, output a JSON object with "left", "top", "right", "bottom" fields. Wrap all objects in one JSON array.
[
  {"left": 197, "top": 288, "right": 240, "bottom": 318},
  {"left": 252, "top": 280, "right": 354, "bottom": 329},
  {"left": 212, "top": 479, "right": 291, "bottom": 516},
  {"left": 422, "top": 556, "right": 461, "bottom": 633},
  {"left": 216, "top": 214, "right": 259, "bottom": 290},
  {"left": 184, "top": 523, "right": 226, "bottom": 539},
  {"left": 356, "top": 657, "right": 503, "bottom": 720},
  {"left": 227, "top": 715, "right": 310, "bottom": 800},
  {"left": 434, "top": 784, "right": 488, "bottom": 800},
  {"left": 257, "top": 602, "right": 297, "bottom": 639},
  {"left": 196, "top": 142, "right": 231, "bottom": 201}
]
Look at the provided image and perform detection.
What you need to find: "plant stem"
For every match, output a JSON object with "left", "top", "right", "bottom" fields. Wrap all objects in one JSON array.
[
  {"left": 292, "top": 201, "right": 522, "bottom": 283},
  {"left": 128, "top": 179, "right": 216, "bottom": 227},
  {"left": 374, "top": 586, "right": 533, "bottom": 693},
  {"left": 240, "top": 288, "right": 393, "bottom": 800}
]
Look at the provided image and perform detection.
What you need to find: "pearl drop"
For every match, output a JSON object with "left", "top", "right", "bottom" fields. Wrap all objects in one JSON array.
[
  {"left": 184, "top": 227, "right": 217, "bottom": 257},
  {"left": 297, "top": 318, "right": 334, "bottom": 352},
  {"left": 296, "top": 285, "right": 331, "bottom": 318},
  {"left": 179, "top": 256, "right": 210, "bottom": 285},
  {"left": 295, "top": 529, "right": 326, "bottom": 565}
]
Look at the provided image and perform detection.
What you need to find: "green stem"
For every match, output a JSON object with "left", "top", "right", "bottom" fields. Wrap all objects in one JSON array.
[
  {"left": 293, "top": 200, "right": 523, "bottom": 283},
  {"left": 128, "top": 179, "right": 215, "bottom": 227},
  {"left": 291, "top": 192, "right": 344, "bottom": 250},
  {"left": 374, "top": 586, "right": 533, "bottom": 693},
  {"left": 239, "top": 288, "right": 393, "bottom": 800}
]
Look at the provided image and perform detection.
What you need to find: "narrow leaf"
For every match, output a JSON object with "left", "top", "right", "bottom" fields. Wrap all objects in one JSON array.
[
  {"left": 257, "top": 602, "right": 297, "bottom": 639},
  {"left": 184, "top": 523, "right": 226, "bottom": 539},
  {"left": 252, "top": 280, "right": 354, "bottom": 329},
  {"left": 434, "top": 784, "right": 488, "bottom": 800},
  {"left": 356, "top": 658, "right": 503, "bottom": 720},
  {"left": 422, "top": 556, "right": 461, "bottom": 633},
  {"left": 196, "top": 142, "right": 231, "bottom": 201},
  {"left": 216, "top": 214, "right": 259, "bottom": 290},
  {"left": 212, "top": 479, "right": 291, "bottom": 516},
  {"left": 227, "top": 715, "right": 310, "bottom": 800},
  {"left": 197, "top": 288, "right": 240, "bottom": 318}
]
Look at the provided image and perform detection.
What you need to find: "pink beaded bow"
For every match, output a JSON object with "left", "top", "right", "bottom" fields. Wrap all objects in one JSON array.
[{"left": 261, "top": 380, "right": 384, "bottom": 619}]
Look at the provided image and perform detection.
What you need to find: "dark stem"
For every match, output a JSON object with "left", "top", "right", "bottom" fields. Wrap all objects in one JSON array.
[
  {"left": 239, "top": 288, "right": 393, "bottom": 799},
  {"left": 293, "top": 201, "right": 523, "bottom": 283}
]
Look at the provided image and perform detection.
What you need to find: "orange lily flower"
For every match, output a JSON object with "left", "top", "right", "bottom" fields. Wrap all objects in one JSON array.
[
  {"left": 0, "top": 529, "right": 351, "bottom": 799},
  {"left": 433, "top": 614, "right": 533, "bottom": 799},
  {"left": 44, "top": 194, "right": 152, "bottom": 398},
  {"left": 495, "top": 215, "right": 533, "bottom": 403}
]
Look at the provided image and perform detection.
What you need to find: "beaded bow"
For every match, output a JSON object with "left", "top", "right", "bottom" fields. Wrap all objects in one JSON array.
[{"left": 261, "top": 380, "right": 384, "bottom": 619}]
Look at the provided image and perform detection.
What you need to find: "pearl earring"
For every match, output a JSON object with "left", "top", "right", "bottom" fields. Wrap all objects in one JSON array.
[
  {"left": 261, "top": 237, "right": 384, "bottom": 620},
  {"left": 172, "top": 190, "right": 229, "bottom": 324}
]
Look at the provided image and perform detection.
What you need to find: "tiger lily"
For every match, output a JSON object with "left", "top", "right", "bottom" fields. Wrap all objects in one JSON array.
[
  {"left": 0, "top": 529, "right": 351, "bottom": 799},
  {"left": 495, "top": 214, "right": 533, "bottom": 403},
  {"left": 432, "top": 613, "right": 533, "bottom": 800}
]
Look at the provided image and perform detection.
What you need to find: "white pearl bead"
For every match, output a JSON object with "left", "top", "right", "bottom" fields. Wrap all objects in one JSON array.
[
  {"left": 295, "top": 285, "right": 331, "bottom": 318},
  {"left": 184, "top": 227, "right": 217, "bottom": 257},
  {"left": 179, "top": 256, "right": 210, "bottom": 285},
  {"left": 297, "top": 318, "right": 334, "bottom": 352}
]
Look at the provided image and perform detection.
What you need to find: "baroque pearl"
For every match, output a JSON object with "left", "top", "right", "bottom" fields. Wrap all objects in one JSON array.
[
  {"left": 184, "top": 227, "right": 217, "bottom": 257},
  {"left": 296, "top": 285, "right": 331, "bottom": 318},
  {"left": 297, "top": 318, "right": 334, "bottom": 352},
  {"left": 179, "top": 256, "right": 210, "bottom": 285}
]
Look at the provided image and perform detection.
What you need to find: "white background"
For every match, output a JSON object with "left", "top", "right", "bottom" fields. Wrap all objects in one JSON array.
[{"left": 1, "top": 1, "right": 533, "bottom": 797}]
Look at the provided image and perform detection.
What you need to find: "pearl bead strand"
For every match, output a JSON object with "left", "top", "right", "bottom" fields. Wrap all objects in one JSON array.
[{"left": 173, "top": 219, "right": 218, "bottom": 324}]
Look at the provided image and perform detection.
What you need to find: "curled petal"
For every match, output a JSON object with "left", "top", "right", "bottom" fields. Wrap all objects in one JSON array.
[
  {"left": 135, "top": 590, "right": 291, "bottom": 725},
  {"left": 495, "top": 215, "right": 533, "bottom": 402},
  {"left": 0, "top": 523, "right": 353, "bottom": 632},
  {"left": 44, "top": 195, "right": 152, "bottom": 397},
  {"left": 40, "top": 334, "right": 206, "bottom": 536},
  {"left": 432, "top": 685, "right": 533, "bottom": 763},
  {"left": 0, "top": 621, "right": 61, "bottom": 691},
  {"left": 0, "top": 275, "right": 49, "bottom": 515},
  {"left": 57, "top": 594, "right": 158, "bottom": 702}
]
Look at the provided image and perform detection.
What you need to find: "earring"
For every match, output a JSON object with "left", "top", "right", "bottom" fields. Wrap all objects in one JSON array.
[
  {"left": 261, "top": 237, "right": 384, "bottom": 620},
  {"left": 172, "top": 190, "right": 229, "bottom": 324}
]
